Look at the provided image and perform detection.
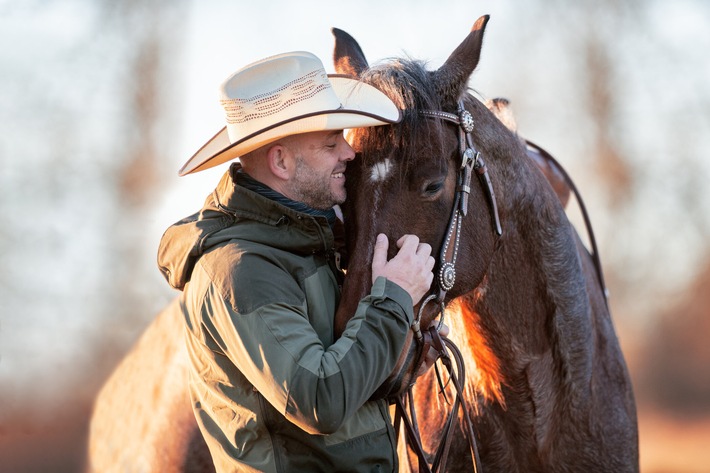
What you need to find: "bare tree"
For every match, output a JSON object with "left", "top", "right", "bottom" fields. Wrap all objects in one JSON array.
[{"left": 0, "top": 1, "right": 187, "bottom": 470}]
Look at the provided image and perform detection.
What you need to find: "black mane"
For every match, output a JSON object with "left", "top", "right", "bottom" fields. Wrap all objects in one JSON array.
[{"left": 356, "top": 58, "right": 451, "bottom": 173}]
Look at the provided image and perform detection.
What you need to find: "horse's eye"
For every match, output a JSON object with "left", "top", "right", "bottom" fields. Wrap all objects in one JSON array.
[{"left": 423, "top": 181, "right": 444, "bottom": 196}]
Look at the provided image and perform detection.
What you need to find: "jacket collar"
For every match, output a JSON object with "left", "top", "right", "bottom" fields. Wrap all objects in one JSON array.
[{"left": 157, "top": 164, "right": 336, "bottom": 290}]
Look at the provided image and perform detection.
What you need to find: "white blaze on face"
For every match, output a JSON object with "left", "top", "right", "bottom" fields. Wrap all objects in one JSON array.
[
  {"left": 366, "top": 158, "right": 394, "bottom": 259},
  {"left": 369, "top": 158, "right": 394, "bottom": 183}
]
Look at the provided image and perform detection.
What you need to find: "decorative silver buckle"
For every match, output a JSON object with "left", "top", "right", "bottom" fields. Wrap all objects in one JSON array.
[{"left": 459, "top": 108, "right": 474, "bottom": 133}]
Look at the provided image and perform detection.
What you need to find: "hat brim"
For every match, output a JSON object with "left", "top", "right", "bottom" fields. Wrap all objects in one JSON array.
[{"left": 178, "top": 75, "right": 401, "bottom": 176}]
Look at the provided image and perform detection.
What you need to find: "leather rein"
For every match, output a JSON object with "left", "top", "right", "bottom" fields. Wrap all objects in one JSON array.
[{"left": 392, "top": 99, "right": 610, "bottom": 473}]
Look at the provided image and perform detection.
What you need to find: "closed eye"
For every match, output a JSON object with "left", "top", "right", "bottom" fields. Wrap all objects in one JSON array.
[{"left": 423, "top": 180, "right": 444, "bottom": 196}]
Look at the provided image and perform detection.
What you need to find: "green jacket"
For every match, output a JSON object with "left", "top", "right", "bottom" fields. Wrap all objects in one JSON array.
[{"left": 157, "top": 164, "right": 414, "bottom": 472}]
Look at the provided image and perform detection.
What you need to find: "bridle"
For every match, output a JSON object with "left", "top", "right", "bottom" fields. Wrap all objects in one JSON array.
[
  {"left": 394, "top": 99, "right": 502, "bottom": 473},
  {"left": 419, "top": 100, "right": 503, "bottom": 306},
  {"left": 392, "top": 99, "right": 610, "bottom": 473}
]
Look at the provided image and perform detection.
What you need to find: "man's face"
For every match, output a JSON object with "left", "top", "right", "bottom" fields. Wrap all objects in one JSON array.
[{"left": 285, "top": 130, "right": 355, "bottom": 210}]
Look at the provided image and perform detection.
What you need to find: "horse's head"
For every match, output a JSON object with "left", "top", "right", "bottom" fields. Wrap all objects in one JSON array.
[{"left": 332, "top": 16, "right": 534, "bottom": 396}]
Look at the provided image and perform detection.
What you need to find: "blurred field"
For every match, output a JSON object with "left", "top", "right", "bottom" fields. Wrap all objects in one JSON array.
[{"left": 639, "top": 408, "right": 710, "bottom": 473}]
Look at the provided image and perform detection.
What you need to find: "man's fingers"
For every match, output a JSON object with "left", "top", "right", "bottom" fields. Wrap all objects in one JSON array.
[
  {"left": 416, "top": 242, "right": 432, "bottom": 257},
  {"left": 436, "top": 322, "right": 450, "bottom": 338},
  {"left": 375, "top": 234, "right": 436, "bottom": 304},
  {"left": 371, "top": 233, "right": 389, "bottom": 282},
  {"left": 396, "top": 234, "right": 419, "bottom": 251},
  {"left": 425, "top": 255, "right": 436, "bottom": 272},
  {"left": 415, "top": 322, "right": 451, "bottom": 378}
]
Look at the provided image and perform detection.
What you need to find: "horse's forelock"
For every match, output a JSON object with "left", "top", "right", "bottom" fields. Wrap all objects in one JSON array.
[{"left": 357, "top": 59, "right": 452, "bottom": 174}]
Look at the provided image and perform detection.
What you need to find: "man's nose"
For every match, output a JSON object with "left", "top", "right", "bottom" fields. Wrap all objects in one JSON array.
[{"left": 341, "top": 141, "right": 356, "bottom": 162}]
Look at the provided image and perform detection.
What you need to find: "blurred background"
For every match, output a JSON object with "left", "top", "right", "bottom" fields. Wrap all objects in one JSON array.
[{"left": 1, "top": 0, "right": 709, "bottom": 471}]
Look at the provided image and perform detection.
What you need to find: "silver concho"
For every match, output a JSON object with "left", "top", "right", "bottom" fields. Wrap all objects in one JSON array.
[
  {"left": 463, "top": 148, "right": 475, "bottom": 163},
  {"left": 459, "top": 109, "right": 474, "bottom": 133},
  {"left": 439, "top": 262, "right": 456, "bottom": 291}
]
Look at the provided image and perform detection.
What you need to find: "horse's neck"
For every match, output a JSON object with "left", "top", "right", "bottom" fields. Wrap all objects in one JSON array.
[{"left": 458, "top": 201, "right": 595, "bottom": 408}]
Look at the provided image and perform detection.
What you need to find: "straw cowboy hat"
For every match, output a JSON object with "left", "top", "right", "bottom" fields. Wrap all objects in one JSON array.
[{"left": 179, "top": 51, "right": 401, "bottom": 176}]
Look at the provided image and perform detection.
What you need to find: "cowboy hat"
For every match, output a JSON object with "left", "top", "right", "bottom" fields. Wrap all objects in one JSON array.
[{"left": 178, "top": 51, "right": 401, "bottom": 176}]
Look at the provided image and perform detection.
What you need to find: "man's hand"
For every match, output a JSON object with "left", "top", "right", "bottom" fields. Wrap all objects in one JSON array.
[
  {"left": 415, "top": 322, "right": 450, "bottom": 378},
  {"left": 371, "top": 233, "right": 435, "bottom": 305}
]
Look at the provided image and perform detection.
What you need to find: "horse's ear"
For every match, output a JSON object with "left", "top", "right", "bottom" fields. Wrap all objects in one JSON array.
[
  {"left": 332, "top": 27, "right": 369, "bottom": 77},
  {"left": 434, "top": 15, "right": 490, "bottom": 103}
]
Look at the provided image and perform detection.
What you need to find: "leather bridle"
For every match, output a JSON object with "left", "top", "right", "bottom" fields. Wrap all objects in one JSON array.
[
  {"left": 392, "top": 99, "right": 610, "bottom": 473},
  {"left": 410, "top": 100, "right": 503, "bottom": 343},
  {"left": 421, "top": 101, "right": 502, "bottom": 305},
  {"left": 394, "top": 100, "right": 501, "bottom": 473}
]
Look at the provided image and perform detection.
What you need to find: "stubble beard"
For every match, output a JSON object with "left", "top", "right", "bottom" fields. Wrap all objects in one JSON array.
[{"left": 291, "top": 156, "right": 345, "bottom": 210}]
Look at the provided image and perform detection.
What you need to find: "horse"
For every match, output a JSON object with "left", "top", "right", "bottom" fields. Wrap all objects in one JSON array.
[
  {"left": 86, "top": 16, "right": 638, "bottom": 473},
  {"left": 84, "top": 105, "right": 579, "bottom": 473},
  {"left": 84, "top": 104, "right": 579, "bottom": 473},
  {"left": 87, "top": 297, "right": 214, "bottom": 473},
  {"left": 331, "top": 15, "right": 639, "bottom": 472}
]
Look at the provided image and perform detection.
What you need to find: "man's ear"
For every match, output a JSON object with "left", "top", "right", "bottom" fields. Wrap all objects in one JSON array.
[{"left": 265, "top": 143, "right": 293, "bottom": 181}]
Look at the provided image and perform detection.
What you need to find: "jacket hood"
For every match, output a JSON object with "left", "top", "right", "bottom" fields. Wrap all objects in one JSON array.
[{"left": 157, "top": 164, "right": 335, "bottom": 290}]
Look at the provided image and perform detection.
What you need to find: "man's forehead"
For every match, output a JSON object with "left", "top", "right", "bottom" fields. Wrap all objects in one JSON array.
[
  {"left": 323, "top": 130, "right": 344, "bottom": 139},
  {"left": 298, "top": 129, "right": 343, "bottom": 140}
]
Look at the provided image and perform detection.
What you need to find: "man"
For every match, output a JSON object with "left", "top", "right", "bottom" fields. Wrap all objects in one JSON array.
[{"left": 158, "top": 51, "right": 435, "bottom": 472}]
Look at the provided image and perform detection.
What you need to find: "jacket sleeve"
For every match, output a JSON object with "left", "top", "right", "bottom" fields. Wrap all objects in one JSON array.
[
  {"left": 286, "top": 276, "right": 414, "bottom": 433},
  {"left": 190, "top": 255, "right": 413, "bottom": 435}
]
